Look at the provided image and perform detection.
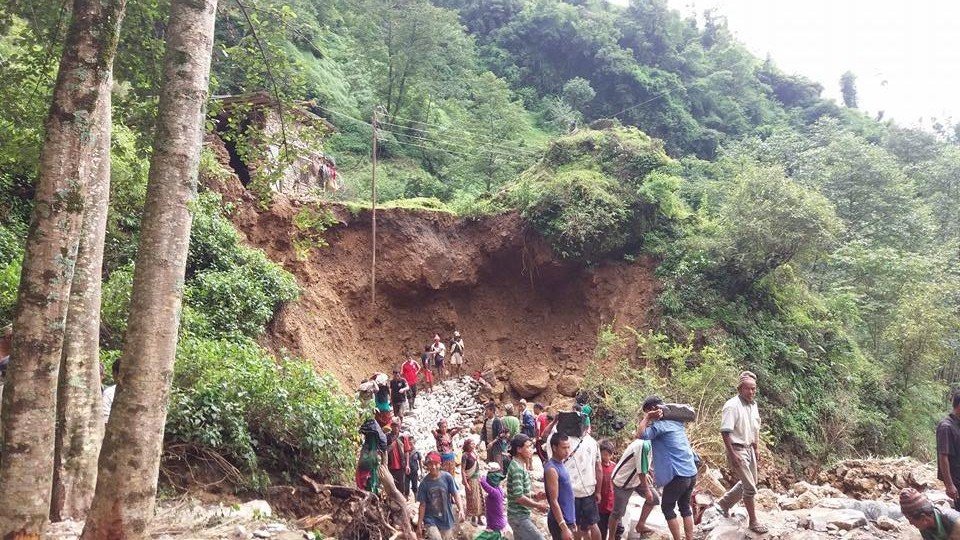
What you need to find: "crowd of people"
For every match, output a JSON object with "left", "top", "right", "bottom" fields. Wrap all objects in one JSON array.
[{"left": 354, "top": 333, "right": 960, "bottom": 540}]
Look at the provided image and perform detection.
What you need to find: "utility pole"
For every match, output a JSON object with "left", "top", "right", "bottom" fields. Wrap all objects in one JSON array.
[{"left": 371, "top": 107, "right": 379, "bottom": 306}]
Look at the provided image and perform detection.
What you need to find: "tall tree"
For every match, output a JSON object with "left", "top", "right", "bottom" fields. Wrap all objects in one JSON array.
[
  {"left": 0, "top": 0, "right": 125, "bottom": 536},
  {"left": 840, "top": 70, "right": 858, "bottom": 108},
  {"left": 81, "top": 0, "right": 218, "bottom": 536},
  {"left": 50, "top": 84, "right": 113, "bottom": 520}
]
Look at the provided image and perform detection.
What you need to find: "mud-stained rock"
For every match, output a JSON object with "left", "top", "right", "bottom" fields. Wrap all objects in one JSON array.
[
  {"left": 511, "top": 370, "right": 551, "bottom": 398},
  {"left": 556, "top": 374, "right": 580, "bottom": 397}
]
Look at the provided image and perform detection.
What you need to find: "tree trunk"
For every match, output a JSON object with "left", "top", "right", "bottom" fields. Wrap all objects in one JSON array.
[
  {"left": 81, "top": 0, "right": 217, "bottom": 537},
  {"left": 0, "top": 0, "right": 125, "bottom": 537},
  {"left": 50, "top": 83, "right": 112, "bottom": 522}
]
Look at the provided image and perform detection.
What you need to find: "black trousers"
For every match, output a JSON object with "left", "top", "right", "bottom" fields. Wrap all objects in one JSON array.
[{"left": 660, "top": 474, "right": 697, "bottom": 520}]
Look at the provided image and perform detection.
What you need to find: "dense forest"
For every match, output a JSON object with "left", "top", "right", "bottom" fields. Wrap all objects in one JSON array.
[{"left": 2, "top": 0, "right": 960, "bottom": 505}]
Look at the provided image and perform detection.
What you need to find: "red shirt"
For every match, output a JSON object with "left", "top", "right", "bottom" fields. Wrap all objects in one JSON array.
[
  {"left": 599, "top": 462, "right": 615, "bottom": 513},
  {"left": 536, "top": 413, "right": 549, "bottom": 438},
  {"left": 401, "top": 361, "right": 420, "bottom": 386}
]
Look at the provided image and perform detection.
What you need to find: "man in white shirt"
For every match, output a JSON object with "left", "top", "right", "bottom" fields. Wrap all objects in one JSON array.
[
  {"left": 430, "top": 334, "right": 446, "bottom": 379},
  {"left": 717, "top": 371, "right": 765, "bottom": 534}
]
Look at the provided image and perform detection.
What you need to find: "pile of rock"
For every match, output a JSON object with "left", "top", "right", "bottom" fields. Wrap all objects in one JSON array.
[
  {"left": 816, "top": 457, "right": 938, "bottom": 501},
  {"left": 402, "top": 376, "right": 485, "bottom": 457}
]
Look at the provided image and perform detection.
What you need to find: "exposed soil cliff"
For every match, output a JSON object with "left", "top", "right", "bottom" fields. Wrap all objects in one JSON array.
[{"left": 203, "top": 148, "right": 659, "bottom": 401}]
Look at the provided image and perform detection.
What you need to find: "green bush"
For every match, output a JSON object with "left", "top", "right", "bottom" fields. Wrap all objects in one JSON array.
[
  {"left": 166, "top": 337, "right": 360, "bottom": 486},
  {"left": 186, "top": 258, "right": 298, "bottom": 338},
  {"left": 100, "top": 265, "right": 135, "bottom": 349},
  {"left": 0, "top": 255, "right": 21, "bottom": 326}
]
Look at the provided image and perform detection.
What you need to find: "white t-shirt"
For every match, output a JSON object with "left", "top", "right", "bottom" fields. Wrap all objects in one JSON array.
[
  {"left": 102, "top": 385, "right": 116, "bottom": 423},
  {"left": 611, "top": 439, "right": 648, "bottom": 489},
  {"left": 548, "top": 433, "right": 599, "bottom": 498},
  {"left": 720, "top": 395, "right": 761, "bottom": 446},
  {"left": 432, "top": 342, "right": 446, "bottom": 358}
]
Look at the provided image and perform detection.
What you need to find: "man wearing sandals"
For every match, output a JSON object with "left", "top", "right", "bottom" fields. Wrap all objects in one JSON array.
[{"left": 716, "top": 371, "right": 767, "bottom": 534}]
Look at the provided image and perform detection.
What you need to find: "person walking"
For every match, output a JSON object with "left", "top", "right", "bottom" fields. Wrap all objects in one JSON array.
[
  {"left": 401, "top": 355, "right": 422, "bottom": 410},
  {"left": 937, "top": 392, "right": 960, "bottom": 510},
  {"left": 546, "top": 423, "right": 602, "bottom": 540},
  {"left": 417, "top": 451, "right": 463, "bottom": 540},
  {"left": 502, "top": 403, "right": 521, "bottom": 438},
  {"left": 545, "top": 433, "right": 578, "bottom": 540},
  {"left": 636, "top": 396, "right": 698, "bottom": 540},
  {"left": 477, "top": 464, "right": 508, "bottom": 540},
  {"left": 506, "top": 434, "right": 549, "bottom": 540},
  {"left": 607, "top": 437, "right": 658, "bottom": 540},
  {"left": 716, "top": 371, "right": 766, "bottom": 534},
  {"left": 386, "top": 422, "right": 408, "bottom": 496},
  {"left": 390, "top": 370, "right": 409, "bottom": 417},
  {"left": 406, "top": 446, "right": 423, "bottom": 498},
  {"left": 450, "top": 330, "right": 465, "bottom": 377},
  {"left": 431, "top": 334, "right": 446, "bottom": 380},
  {"left": 462, "top": 438, "right": 485, "bottom": 526},
  {"left": 520, "top": 399, "right": 537, "bottom": 438}
]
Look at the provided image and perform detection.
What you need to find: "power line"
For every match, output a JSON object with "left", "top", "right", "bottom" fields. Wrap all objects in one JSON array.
[
  {"left": 377, "top": 119, "right": 542, "bottom": 156},
  {"left": 379, "top": 126, "right": 539, "bottom": 160}
]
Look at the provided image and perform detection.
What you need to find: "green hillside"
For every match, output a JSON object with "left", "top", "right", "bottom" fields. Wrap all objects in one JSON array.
[{"left": 2, "top": 0, "right": 959, "bottom": 481}]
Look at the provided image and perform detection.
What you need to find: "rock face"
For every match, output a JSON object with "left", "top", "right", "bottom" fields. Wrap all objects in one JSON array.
[{"left": 510, "top": 370, "right": 550, "bottom": 398}]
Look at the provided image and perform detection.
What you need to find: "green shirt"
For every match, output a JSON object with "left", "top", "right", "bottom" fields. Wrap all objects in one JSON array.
[
  {"left": 922, "top": 508, "right": 960, "bottom": 540},
  {"left": 506, "top": 458, "right": 532, "bottom": 518},
  {"left": 502, "top": 415, "right": 521, "bottom": 437}
]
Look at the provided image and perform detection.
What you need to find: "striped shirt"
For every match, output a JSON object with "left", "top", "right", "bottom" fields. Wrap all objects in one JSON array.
[{"left": 507, "top": 458, "right": 532, "bottom": 518}]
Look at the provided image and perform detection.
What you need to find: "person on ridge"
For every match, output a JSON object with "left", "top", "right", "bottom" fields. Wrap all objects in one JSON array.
[
  {"left": 716, "top": 371, "right": 766, "bottom": 534},
  {"left": 417, "top": 451, "right": 463, "bottom": 540},
  {"left": 900, "top": 487, "right": 960, "bottom": 540},
  {"left": 937, "top": 391, "right": 960, "bottom": 510},
  {"left": 545, "top": 432, "right": 578, "bottom": 540},
  {"left": 450, "top": 330, "right": 465, "bottom": 377},
  {"left": 636, "top": 396, "right": 697, "bottom": 540},
  {"left": 401, "top": 355, "right": 422, "bottom": 410},
  {"left": 431, "top": 334, "right": 446, "bottom": 380}
]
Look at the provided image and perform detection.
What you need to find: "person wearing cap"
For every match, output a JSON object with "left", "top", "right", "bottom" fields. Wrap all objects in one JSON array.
[
  {"left": 417, "top": 451, "right": 463, "bottom": 540},
  {"left": 636, "top": 396, "right": 697, "bottom": 540},
  {"left": 477, "top": 463, "right": 508, "bottom": 540},
  {"left": 937, "top": 391, "right": 960, "bottom": 510},
  {"left": 899, "top": 487, "right": 960, "bottom": 539},
  {"left": 507, "top": 433, "right": 549, "bottom": 540},
  {"left": 716, "top": 371, "right": 765, "bottom": 534},
  {"left": 449, "top": 331, "right": 465, "bottom": 377}
]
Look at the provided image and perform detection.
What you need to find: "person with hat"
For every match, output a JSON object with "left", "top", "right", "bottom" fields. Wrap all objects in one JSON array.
[
  {"left": 417, "top": 451, "right": 463, "bottom": 540},
  {"left": 636, "top": 396, "right": 697, "bottom": 540},
  {"left": 477, "top": 462, "right": 508, "bottom": 540},
  {"left": 450, "top": 330, "right": 465, "bottom": 377},
  {"left": 507, "top": 434, "right": 549, "bottom": 540},
  {"left": 899, "top": 487, "right": 960, "bottom": 539},
  {"left": 716, "top": 371, "right": 766, "bottom": 534}
]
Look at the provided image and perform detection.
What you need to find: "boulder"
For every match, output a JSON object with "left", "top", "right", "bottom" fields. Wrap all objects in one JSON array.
[
  {"left": 805, "top": 508, "right": 867, "bottom": 531},
  {"left": 755, "top": 488, "right": 779, "bottom": 510},
  {"left": 875, "top": 515, "right": 900, "bottom": 531},
  {"left": 511, "top": 371, "right": 550, "bottom": 398},
  {"left": 556, "top": 374, "right": 580, "bottom": 397}
]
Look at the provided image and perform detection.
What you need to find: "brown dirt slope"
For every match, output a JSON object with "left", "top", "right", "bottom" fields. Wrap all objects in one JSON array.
[{"left": 205, "top": 155, "right": 659, "bottom": 401}]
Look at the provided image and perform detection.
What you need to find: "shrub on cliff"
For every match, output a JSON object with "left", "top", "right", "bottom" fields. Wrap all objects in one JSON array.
[{"left": 510, "top": 124, "right": 685, "bottom": 261}]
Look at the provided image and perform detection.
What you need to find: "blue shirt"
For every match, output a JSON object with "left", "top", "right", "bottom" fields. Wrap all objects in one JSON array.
[
  {"left": 416, "top": 471, "right": 459, "bottom": 530},
  {"left": 545, "top": 459, "right": 576, "bottom": 525},
  {"left": 641, "top": 419, "right": 697, "bottom": 487}
]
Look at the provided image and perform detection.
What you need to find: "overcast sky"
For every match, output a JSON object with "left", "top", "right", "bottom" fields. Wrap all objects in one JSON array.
[{"left": 664, "top": 0, "right": 959, "bottom": 129}]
